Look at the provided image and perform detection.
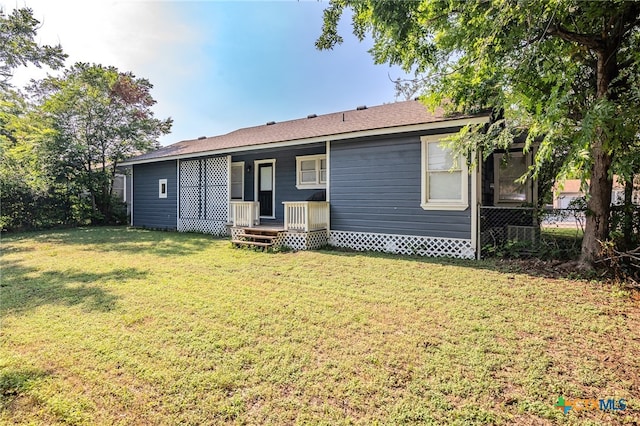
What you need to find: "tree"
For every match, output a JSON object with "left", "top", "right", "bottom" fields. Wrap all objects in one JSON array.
[
  {"left": 0, "top": 7, "right": 66, "bottom": 87},
  {"left": 0, "top": 6, "right": 67, "bottom": 230},
  {"left": 317, "top": 0, "right": 640, "bottom": 265},
  {"left": 34, "top": 63, "right": 172, "bottom": 223}
]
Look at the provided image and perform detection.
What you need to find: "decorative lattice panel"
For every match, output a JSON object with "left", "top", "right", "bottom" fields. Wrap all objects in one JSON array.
[
  {"left": 179, "top": 160, "right": 201, "bottom": 219},
  {"left": 205, "top": 188, "right": 229, "bottom": 221},
  {"left": 179, "top": 219, "right": 228, "bottom": 236},
  {"left": 275, "top": 230, "right": 328, "bottom": 251},
  {"left": 229, "top": 227, "right": 243, "bottom": 240},
  {"left": 206, "top": 157, "right": 229, "bottom": 186},
  {"left": 180, "top": 186, "right": 200, "bottom": 219},
  {"left": 180, "top": 159, "right": 201, "bottom": 187},
  {"left": 306, "top": 230, "right": 329, "bottom": 249},
  {"left": 329, "top": 231, "right": 475, "bottom": 259},
  {"left": 178, "top": 156, "right": 230, "bottom": 235}
]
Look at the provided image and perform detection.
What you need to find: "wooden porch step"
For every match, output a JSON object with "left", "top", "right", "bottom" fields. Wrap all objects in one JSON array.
[
  {"left": 232, "top": 227, "right": 284, "bottom": 250},
  {"left": 241, "top": 228, "right": 281, "bottom": 236},
  {"left": 231, "top": 239, "right": 273, "bottom": 247},
  {"left": 239, "top": 233, "right": 278, "bottom": 241}
]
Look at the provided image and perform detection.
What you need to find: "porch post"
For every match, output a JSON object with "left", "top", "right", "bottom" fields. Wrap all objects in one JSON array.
[
  {"left": 232, "top": 203, "right": 236, "bottom": 227},
  {"left": 284, "top": 203, "right": 289, "bottom": 231},
  {"left": 305, "top": 202, "right": 310, "bottom": 232}
]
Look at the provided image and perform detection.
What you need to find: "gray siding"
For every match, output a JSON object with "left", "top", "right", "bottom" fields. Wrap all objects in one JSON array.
[
  {"left": 232, "top": 144, "right": 325, "bottom": 222},
  {"left": 330, "top": 135, "right": 472, "bottom": 239},
  {"left": 133, "top": 160, "right": 177, "bottom": 229}
]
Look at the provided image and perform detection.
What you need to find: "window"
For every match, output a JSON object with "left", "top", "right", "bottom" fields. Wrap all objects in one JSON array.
[
  {"left": 158, "top": 178, "right": 167, "bottom": 198},
  {"left": 296, "top": 154, "right": 326, "bottom": 189},
  {"left": 230, "top": 162, "right": 244, "bottom": 200},
  {"left": 421, "top": 135, "right": 468, "bottom": 210},
  {"left": 494, "top": 153, "right": 532, "bottom": 205}
]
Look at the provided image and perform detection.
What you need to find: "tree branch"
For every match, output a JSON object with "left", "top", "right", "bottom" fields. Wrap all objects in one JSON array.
[
  {"left": 621, "top": 14, "right": 640, "bottom": 39},
  {"left": 547, "top": 25, "right": 604, "bottom": 50}
]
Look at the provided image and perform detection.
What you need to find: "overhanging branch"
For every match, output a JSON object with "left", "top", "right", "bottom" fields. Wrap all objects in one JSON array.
[{"left": 547, "top": 25, "right": 604, "bottom": 50}]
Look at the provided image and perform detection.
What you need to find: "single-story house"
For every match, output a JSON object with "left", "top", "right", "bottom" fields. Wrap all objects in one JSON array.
[
  {"left": 553, "top": 178, "right": 640, "bottom": 208},
  {"left": 121, "top": 100, "right": 537, "bottom": 259}
]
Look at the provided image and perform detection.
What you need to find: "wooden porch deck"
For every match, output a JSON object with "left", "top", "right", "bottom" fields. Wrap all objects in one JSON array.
[{"left": 238, "top": 223, "right": 286, "bottom": 232}]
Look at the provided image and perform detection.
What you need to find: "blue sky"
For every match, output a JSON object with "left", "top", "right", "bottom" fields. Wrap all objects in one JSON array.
[{"left": 8, "top": 1, "right": 408, "bottom": 145}]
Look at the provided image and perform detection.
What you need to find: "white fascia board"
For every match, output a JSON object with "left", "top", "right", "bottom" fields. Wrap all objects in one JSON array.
[{"left": 120, "top": 115, "right": 490, "bottom": 166}]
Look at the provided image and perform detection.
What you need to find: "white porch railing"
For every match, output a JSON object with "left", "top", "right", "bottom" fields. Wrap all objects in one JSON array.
[
  {"left": 231, "top": 201, "right": 260, "bottom": 227},
  {"left": 283, "top": 201, "right": 329, "bottom": 232}
]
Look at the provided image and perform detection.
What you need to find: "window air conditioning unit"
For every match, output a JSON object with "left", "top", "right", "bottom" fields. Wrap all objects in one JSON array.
[{"left": 506, "top": 225, "right": 537, "bottom": 243}]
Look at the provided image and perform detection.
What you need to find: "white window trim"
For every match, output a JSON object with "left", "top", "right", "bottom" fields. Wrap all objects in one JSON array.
[
  {"left": 296, "top": 154, "right": 327, "bottom": 190},
  {"left": 420, "top": 135, "right": 469, "bottom": 211},
  {"left": 230, "top": 161, "right": 245, "bottom": 201},
  {"left": 493, "top": 152, "right": 532, "bottom": 206},
  {"left": 159, "top": 178, "right": 168, "bottom": 199}
]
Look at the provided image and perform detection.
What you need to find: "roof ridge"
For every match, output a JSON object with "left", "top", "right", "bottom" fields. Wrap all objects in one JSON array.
[
  {"left": 122, "top": 100, "right": 487, "bottom": 165},
  {"left": 186, "top": 100, "right": 423, "bottom": 144}
]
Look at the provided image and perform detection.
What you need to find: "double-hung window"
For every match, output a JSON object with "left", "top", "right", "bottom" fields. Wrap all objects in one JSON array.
[
  {"left": 230, "top": 162, "right": 244, "bottom": 200},
  {"left": 494, "top": 152, "right": 532, "bottom": 205},
  {"left": 421, "top": 135, "right": 468, "bottom": 210},
  {"left": 296, "top": 154, "right": 326, "bottom": 189}
]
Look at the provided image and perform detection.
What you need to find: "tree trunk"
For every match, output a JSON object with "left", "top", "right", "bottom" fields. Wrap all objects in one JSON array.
[
  {"left": 579, "top": 48, "right": 616, "bottom": 265},
  {"left": 580, "top": 142, "right": 613, "bottom": 264},
  {"left": 622, "top": 174, "right": 634, "bottom": 250}
]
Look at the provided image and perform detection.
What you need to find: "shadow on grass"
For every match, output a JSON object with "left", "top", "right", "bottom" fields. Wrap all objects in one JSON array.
[
  {"left": 0, "top": 367, "right": 49, "bottom": 410},
  {"left": 14, "top": 226, "right": 224, "bottom": 257},
  {"left": 300, "top": 247, "right": 598, "bottom": 281},
  {"left": 0, "top": 261, "right": 147, "bottom": 315},
  {"left": 3, "top": 227, "right": 598, "bottom": 282}
]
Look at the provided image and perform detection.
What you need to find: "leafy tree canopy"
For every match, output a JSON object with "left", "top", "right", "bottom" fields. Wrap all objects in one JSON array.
[
  {"left": 318, "top": 0, "right": 640, "bottom": 263},
  {"left": 0, "top": 7, "right": 66, "bottom": 87},
  {"left": 33, "top": 63, "right": 172, "bottom": 223}
]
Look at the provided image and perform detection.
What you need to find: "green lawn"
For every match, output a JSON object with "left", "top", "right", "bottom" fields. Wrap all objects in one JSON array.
[{"left": 1, "top": 227, "right": 638, "bottom": 425}]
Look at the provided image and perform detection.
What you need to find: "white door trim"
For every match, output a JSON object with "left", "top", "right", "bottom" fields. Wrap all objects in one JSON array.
[{"left": 254, "top": 159, "right": 276, "bottom": 219}]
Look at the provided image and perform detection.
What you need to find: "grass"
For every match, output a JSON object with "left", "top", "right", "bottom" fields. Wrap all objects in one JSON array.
[
  {"left": 1, "top": 227, "right": 639, "bottom": 425},
  {"left": 540, "top": 226, "right": 584, "bottom": 239}
]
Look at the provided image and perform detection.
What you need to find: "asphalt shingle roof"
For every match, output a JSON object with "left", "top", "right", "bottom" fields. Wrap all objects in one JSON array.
[{"left": 126, "top": 100, "right": 478, "bottom": 163}]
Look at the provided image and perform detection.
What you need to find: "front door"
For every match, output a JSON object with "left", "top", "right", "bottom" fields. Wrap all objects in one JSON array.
[{"left": 257, "top": 162, "right": 274, "bottom": 217}]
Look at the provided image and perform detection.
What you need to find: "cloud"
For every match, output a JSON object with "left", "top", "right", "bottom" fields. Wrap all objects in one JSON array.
[
  {"left": 8, "top": 0, "right": 200, "bottom": 75},
  {"left": 4, "top": 1, "right": 408, "bottom": 147},
  {"left": 6, "top": 0, "right": 206, "bottom": 144}
]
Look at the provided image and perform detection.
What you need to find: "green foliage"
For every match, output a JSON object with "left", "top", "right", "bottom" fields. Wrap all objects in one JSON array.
[
  {"left": 318, "top": 0, "right": 640, "bottom": 263},
  {"left": 0, "top": 7, "right": 66, "bottom": 87},
  {"left": 483, "top": 231, "right": 583, "bottom": 261},
  {"left": 610, "top": 204, "right": 640, "bottom": 246},
  {"left": 0, "top": 11, "right": 168, "bottom": 231},
  {"left": 0, "top": 88, "right": 71, "bottom": 231},
  {"left": 0, "top": 6, "right": 72, "bottom": 231},
  {"left": 33, "top": 63, "right": 172, "bottom": 224}
]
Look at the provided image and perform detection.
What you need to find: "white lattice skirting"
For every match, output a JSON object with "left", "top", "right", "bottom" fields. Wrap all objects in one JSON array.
[
  {"left": 230, "top": 228, "right": 328, "bottom": 251},
  {"left": 178, "top": 219, "right": 228, "bottom": 236},
  {"left": 229, "top": 227, "right": 242, "bottom": 241},
  {"left": 275, "top": 230, "right": 328, "bottom": 251},
  {"left": 329, "top": 230, "right": 475, "bottom": 259}
]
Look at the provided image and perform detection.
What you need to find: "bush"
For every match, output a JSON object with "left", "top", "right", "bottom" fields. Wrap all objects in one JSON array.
[{"left": 1, "top": 180, "right": 129, "bottom": 232}]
